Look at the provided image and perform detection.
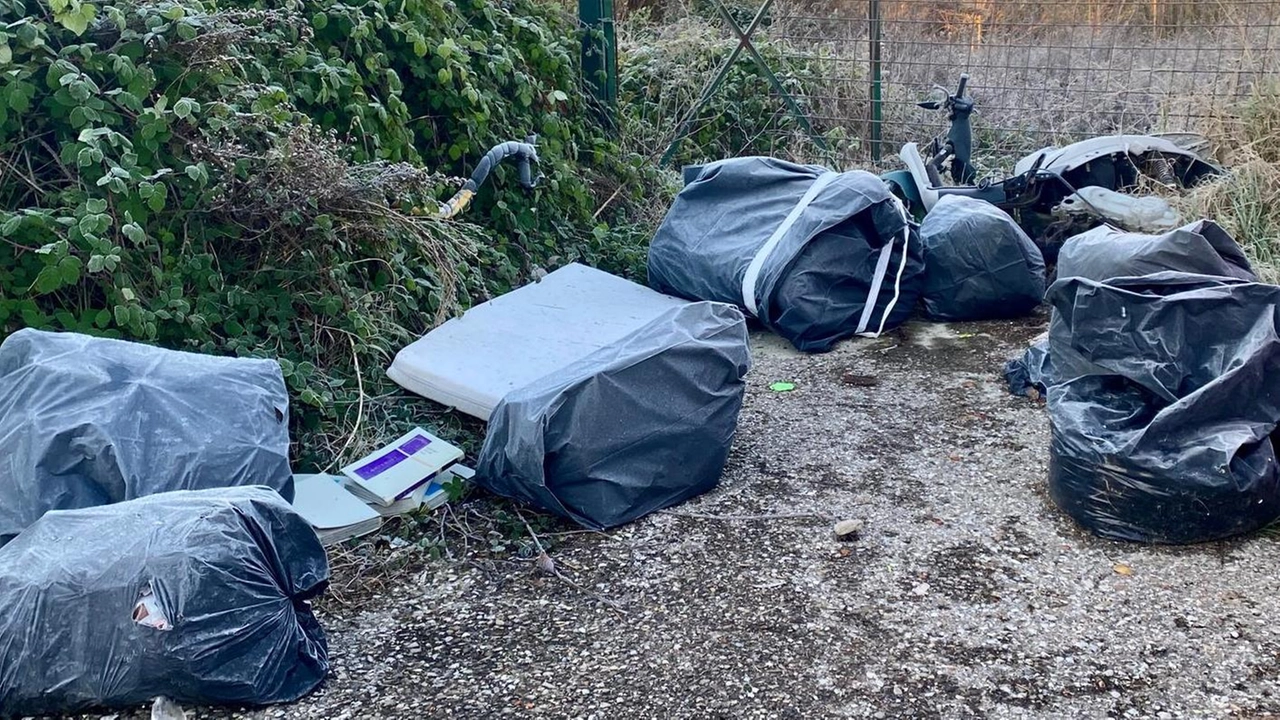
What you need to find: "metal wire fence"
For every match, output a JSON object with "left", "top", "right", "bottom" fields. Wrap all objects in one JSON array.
[{"left": 756, "top": 0, "right": 1280, "bottom": 165}]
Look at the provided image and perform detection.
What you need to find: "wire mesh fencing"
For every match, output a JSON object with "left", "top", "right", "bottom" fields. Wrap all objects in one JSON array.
[{"left": 747, "top": 0, "right": 1280, "bottom": 166}]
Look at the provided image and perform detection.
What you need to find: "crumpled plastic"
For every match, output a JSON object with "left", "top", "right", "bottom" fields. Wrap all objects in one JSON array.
[
  {"left": 0, "top": 486, "right": 329, "bottom": 715},
  {"left": 1045, "top": 272, "right": 1280, "bottom": 543},
  {"left": 919, "top": 195, "right": 1046, "bottom": 321},
  {"left": 476, "top": 302, "right": 751, "bottom": 529},
  {"left": 0, "top": 329, "right": 294, "bottom": 546},
  {"left": 648, "top": 156, "right": 924, "bottom": 352}
]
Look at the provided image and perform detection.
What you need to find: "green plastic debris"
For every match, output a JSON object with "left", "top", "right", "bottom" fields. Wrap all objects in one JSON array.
[{"left": 769, "top": 382, "right": 796, "bottom": 393}]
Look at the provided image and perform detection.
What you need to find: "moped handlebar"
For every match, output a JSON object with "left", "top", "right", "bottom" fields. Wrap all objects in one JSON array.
[{"left": 955, "top": 74, "right": 969, "bottom": 101}]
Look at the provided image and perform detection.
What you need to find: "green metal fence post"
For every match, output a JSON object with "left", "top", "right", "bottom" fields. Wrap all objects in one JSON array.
[
  {"left": 869, "top": 0, "right": 883, "bottom": 163},
  {"left": 580, "top": 0, "right": 618, "bottom": 125}
]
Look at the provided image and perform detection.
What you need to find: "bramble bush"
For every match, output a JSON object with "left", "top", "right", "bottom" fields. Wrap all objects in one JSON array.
[{"left": 0, "top": 0, "right": 664, "bottom": 466}]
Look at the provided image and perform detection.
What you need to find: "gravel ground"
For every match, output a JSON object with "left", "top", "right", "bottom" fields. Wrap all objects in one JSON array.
[{"left": 55, "top": 318, "right": 1280, "bottom": 720}]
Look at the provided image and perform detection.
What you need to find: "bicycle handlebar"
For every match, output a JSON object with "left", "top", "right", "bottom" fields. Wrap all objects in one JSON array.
[{"left": 955, "top": 73, "right": 969, "bottom": 100}]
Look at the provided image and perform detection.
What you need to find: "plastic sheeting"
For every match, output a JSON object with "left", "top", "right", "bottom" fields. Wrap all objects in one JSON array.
[
  {"left": 0, "top": 486, "right": 329, "bottom": 715},
  {"left": 1055, "top": 219, "right": 1255, "bottom": 282},
  {"left": 1003, "top": 337, "right": 1051, "bottom": 397},
  {"left": 918, "top": 195, "right": 1046, "bottom": 321},
  {"left": 1003, "top": 220, "right": 1257, "bottom": 399},
  {"left": 1045, "top": 272, "right": 1280, "bottom": 543},
  {"left": 0, "top": 329, "right": 294, "bottom": 546},
  {"left": 476, "top": 302, "right": 751, "bottom": 529},
  {"left": 647, "top": 157, "right": 924, "bottom": 353}
]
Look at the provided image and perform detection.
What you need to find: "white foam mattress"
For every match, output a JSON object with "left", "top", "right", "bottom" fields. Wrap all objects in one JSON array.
[{"left": 387, "top": 263, "right": 691, "bottom": 420}]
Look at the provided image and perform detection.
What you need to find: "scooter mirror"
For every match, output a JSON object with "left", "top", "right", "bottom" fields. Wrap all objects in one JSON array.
[{"left": 917, "top": 100, "right": 942, "bottom": 110}]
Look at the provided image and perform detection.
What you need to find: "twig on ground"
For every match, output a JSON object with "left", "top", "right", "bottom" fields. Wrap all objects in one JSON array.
[{"left": 518, "top": 508, "right": 628, "bottom": 615}]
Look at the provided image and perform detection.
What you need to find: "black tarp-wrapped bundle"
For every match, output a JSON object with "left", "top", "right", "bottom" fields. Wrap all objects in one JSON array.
[
  {"left": 1045, "top": 272, "right": 1280, "bottom": 543},
  {"left": 476, "top": 302, "right": 751, "bottom": 529},
  {"left": 647, "top": 157, "right": 924, "bottom": 353},
  {"left": 918, "top": 195, "right": 1046, "bottom": 321},
  {"left": 0, "top": 487, "right": 329, "bottom": 715},
  {"left": 1003, "top": 220, "right": 1256, "bottom": 398},
  {"left": 0, "top": 329, "right": 294, "bottom": 546}
]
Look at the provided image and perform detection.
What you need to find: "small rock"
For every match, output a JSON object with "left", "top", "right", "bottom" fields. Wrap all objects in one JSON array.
[
  {"left": 912, "top": 583, "right": 930, "bottom": 597},
  {"left": 834, "top": 519, "right": 864, "bottom": 541}
]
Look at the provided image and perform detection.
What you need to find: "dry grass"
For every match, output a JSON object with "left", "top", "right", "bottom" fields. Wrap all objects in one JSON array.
[{"left": 1177, "top": 83, "right": 1280, "bottom": 279}]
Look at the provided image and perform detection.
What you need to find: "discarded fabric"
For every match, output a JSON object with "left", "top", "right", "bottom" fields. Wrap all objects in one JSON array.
[
  {"left": 1045, "top": 272, "right": 1280, "bottom": 543},
  {"left": 0, "top": 329, "right": 293, "bottom": 546},
  {"left": 648, "top": 157, "right": 924, "bottom": 352},
  {"left": 477, "top": 302, "right": 751, "bottom": 529},
  {"left": 0, "top": 487, "right": 329, "bottom": 715},
  {"left": 919, "top": 195, "right": 1046, "bottom": 321}
]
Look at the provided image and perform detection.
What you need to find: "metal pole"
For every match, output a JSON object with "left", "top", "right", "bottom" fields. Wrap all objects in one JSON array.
[
  {"left": 580, "top": 0, "right": 617, "bottom": 125},
  {"left": 869, "top": 0, "right": 883, "bottom": 163}
]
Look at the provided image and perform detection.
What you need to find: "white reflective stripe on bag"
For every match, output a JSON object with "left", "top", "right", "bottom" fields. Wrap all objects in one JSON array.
[
  {"left": 855, "top": 194, "right": 912, "bottom": 338},
  {"left": 740, "top": 171, "right": 839, "bottom": 318}
]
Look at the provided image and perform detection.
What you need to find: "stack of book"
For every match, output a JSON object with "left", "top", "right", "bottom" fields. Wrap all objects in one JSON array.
[{"left": 290, "top": 428, "right": 470, "bottom": 545}]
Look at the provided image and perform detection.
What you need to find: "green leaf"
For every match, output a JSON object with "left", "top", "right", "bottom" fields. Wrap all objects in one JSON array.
[
  {"left": 113, "top": 304, "right": 128, "bottom": 326},
  {"left": 0, "top": 215, "right": 20, "bottom": 236},
  {"left": 162, "top": 4, "right": 185, "bottom": 20},
  {"left": 437, "top": 68, "right": 452, "bottom": 84},
  {"left": 87, "top": 255, "right": 104, "bottom": 273},
  {"left": 122, "top": 223, "right": 145, "bottom": 243},
  {"left": 148, "top": 183, "right": 167, "bottom": 211},
  {"left": 173, "top": 97, "right": 195, "bottom": 119},
  {"left": 33, "top": 265, "right": 63, "bottom": 294},
  {"left": 57, "top": 255, "right": 82, "bottom": 285},
  {"left": 86, "top": 198, "right": 107, "bottom": 214},
  {"left": 311, "top": 12, "right": 328, "bottom": 29},
  {"left": 94, "top": 308, "right": 111, "bottom": 328}
]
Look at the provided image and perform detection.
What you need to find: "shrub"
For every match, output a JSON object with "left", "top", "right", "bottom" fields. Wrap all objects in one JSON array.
[{"left": 0, "top": 0, "right": 661, "bottom": 466}]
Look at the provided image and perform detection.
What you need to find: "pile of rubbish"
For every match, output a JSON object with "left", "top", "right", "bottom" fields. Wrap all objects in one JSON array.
[
  {"left": 1002, "top": 219, "right": 1280, "bottom": 543},
  {"left": 5, "top": 139, "right": 1278, "bottom": 715},
  {"left": 0, "top": 330, "right": 329, "bottom": 715}
]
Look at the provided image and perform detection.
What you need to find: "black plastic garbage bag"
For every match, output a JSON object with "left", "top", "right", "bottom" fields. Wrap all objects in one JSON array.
[
  {"left": 1004, "top": 219, "right": 1258, "bottom": 400},
  {"left": 1003, "top": 337, "right": 1051, "bottom": 397},
  {"left": 0, "top": 329, "right": 294, "bottom": 546},
  {"left": 476, "top": 302, "right": 751, "bottom": 529},
  {"left": 0, "top": 486, "right": 329, "bottom": 716},
  {"left": 1045, "top": 272, "right": 1280, "bottom": 543},
  {"left": 647, "top": 157, "right": 924, "bottom": 353},
  {"left": 919, "top": 195, "right": 1046, "bottom": 320},
  {"left": 1056, "top": 219, "right": 1255, "bottom": 282}
]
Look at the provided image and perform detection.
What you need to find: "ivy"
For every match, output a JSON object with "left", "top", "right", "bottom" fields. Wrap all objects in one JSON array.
[{"left": 0, "top": 0, "right": 664, "bottom": 467}]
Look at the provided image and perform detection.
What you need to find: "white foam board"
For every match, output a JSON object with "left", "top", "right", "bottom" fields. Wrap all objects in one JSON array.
[{"left": 387, "top": 263, "right": 690, "bottom": 420}]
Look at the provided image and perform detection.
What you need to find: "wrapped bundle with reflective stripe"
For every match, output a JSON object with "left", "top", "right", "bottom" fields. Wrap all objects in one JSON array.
[{"left": 647, "top": 157, "right": 925, "bottom": 353}]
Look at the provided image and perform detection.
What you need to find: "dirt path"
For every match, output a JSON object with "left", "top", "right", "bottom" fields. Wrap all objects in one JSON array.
[{"left": 73, "top": 319, "right": 1280, "bottom": 720}]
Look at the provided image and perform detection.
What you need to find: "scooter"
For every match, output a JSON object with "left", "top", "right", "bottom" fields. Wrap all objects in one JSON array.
[{"left": 879, "top": 75, "right": 1224, "bottom": 261}]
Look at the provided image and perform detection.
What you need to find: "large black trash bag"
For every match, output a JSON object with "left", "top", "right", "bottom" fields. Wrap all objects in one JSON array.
[
  {"left": 476, "top": 302, "right": 751, "bottom": 529},
  {"left": 1056, "top": 218, "right": 1255, "bottom": 282},
  {"left": 648, "top": 157, "right": 924, "bottom": 353},
  {"left": 1004, "top": 219, "right": 1258, "bottom": 400},
  {"left": 0, "top": 486, "right": 330, "bottom": 716},
  {"left": 0, "top": 329, "right": 294, "bottom": 546},
  {"left": 1003, "top": 337, "right": 1051, "bottom": 397},
  {"left": 919, "top": 195, "right": 1046, "bottom": 321},
  {"left": 1045, "top": 272, "right": 1280, "bottom": 543}
]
